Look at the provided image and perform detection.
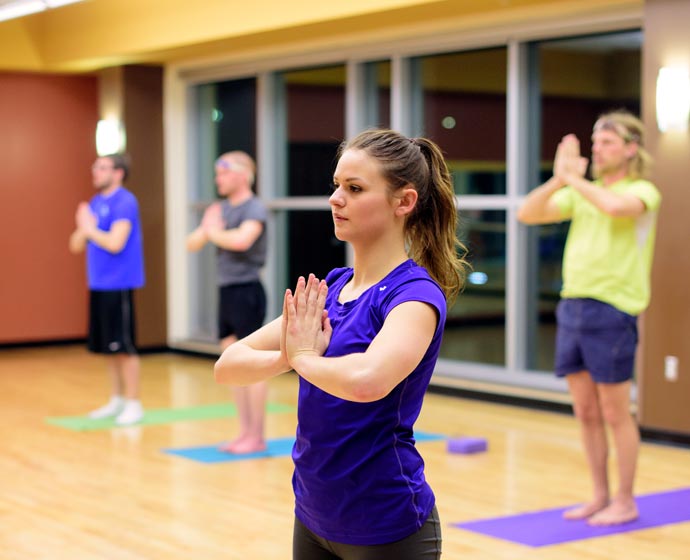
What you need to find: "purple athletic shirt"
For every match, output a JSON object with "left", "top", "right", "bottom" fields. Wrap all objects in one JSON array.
[
  {"left": 292, "top": 259, "right": 447, "bottom": 545},
  {"left": 87, "top": 187, "right": 145, "bottom": 290}
]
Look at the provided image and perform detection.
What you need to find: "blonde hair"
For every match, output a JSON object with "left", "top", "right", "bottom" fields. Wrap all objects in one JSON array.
[
  {"left": 217, "top": 150, "right": 256, "bottom": 185},
  {"left": 340, "top": 129, "right": 469, "bottom": 304},
  {"left": 593, "top": 111, "right": 653, "bottom": 179}
]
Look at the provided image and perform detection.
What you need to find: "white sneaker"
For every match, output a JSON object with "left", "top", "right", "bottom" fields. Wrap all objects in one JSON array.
[
  {"left": 115, "top": 401, "right": 144, "bottom": 426},
  {"left": 88, "top": 397, "right": 124, "bottom": 419}
]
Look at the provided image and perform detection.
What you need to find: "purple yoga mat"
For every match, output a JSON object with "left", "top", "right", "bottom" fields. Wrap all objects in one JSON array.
[{"left": 453, "top": 487, "right": 690, "bottom": 547}]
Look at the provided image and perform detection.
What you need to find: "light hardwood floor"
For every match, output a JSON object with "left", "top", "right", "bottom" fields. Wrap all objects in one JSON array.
[{"left": 2, "top": 346, "right": 689, "bottom": 559}]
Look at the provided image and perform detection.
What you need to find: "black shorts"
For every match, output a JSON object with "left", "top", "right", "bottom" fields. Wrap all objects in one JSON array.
[
  {"left": 293, "top": 505, "right": 442, "bottom": 560},
  {"left": 88, "top": 289, "right": 138, "bottom": 354},
  {"left": 218, "top": 281, "right": 266, "bottom": 340}
]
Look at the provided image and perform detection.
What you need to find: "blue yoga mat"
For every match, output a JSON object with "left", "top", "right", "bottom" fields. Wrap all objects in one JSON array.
[
  {"left": 453, "top": 487, "right": 690, "bottom": 547},
  {"left": 164, "top": 431, "right": 446, "bottom": 463}
]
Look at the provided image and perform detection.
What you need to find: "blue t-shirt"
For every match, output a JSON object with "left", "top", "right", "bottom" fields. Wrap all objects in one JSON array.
[
  {"left": 292, "top": 259, "right": 447, "bottom": 545},
  {"left": 86, "top": 187, "right": 145, "bottom": 290}
]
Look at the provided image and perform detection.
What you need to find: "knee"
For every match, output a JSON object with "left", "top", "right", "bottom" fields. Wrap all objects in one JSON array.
[
  {"left": 573, "top": 402, "right": 603, "bottom": 425},
  {"left": 601, "top": 404, "right": 632, "bottom": 427}
]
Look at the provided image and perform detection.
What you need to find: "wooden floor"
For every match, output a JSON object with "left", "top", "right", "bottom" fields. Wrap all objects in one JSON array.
[{"left": 2, "top": 346, "right": 689, "bottom": 559}]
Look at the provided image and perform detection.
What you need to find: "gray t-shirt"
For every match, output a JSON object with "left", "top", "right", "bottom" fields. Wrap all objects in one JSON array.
[{"left": 217, "top": 197, "right": 268, "bottom": 287}]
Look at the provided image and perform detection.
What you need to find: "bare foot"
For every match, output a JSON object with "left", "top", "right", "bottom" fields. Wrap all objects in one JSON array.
[
  {"left": 228, "top": 437, "right": 266, "bottom": 454},
  {"left": 218, "top": 435, "right": 248, "bottom": 453},
  {"left": 563, "top": 499, "right": 609, "bottom": 520},
  {"left": 588, "top": 499, "right": 638, "bottom": 526}
]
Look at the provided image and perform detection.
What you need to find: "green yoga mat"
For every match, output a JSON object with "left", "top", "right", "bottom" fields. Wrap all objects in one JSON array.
[{"left": 46, "top": 402, "right": 294, "bottom": 431}]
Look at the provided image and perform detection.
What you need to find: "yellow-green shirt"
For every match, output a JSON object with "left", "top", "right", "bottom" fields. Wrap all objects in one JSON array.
[{"left": 552, "top": 178, "right": 661, "bottom": 315}]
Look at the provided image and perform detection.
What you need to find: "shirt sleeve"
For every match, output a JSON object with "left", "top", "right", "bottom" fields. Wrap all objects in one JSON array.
[
  {"left": 112, "top": 193, "right": 139, "bottom": 225},
  {"left": 245, "top": 199, "right": 268, "bottom": 223},
  {"left": 551, "top": 186, "right": 574, "bottom": 220},
  {"left": 381, "top": 278, "right": 447, "bottom": 335},
  {"left": 628, "top": 180, "right": 661, "bottom": 212}
]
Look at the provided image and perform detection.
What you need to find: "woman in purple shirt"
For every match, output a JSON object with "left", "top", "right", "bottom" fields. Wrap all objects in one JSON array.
[{"left": 215, "top": 129, "right": 469, "bottom": 559}]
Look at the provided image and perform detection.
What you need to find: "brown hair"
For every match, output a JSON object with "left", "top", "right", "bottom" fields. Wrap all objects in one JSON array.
[
  {"left": 103, "top": 153, "right": 130, "bottom": 182},
  {"left": 339, "top": 129, "right": 469, "bottom": 304},
  {"left": 593, "top": 110, "right": 653, "bottom": 179}
]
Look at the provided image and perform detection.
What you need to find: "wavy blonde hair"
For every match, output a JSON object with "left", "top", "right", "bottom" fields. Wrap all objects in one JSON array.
[{"left": 593, "top": 110, "right": 653, "bottom": 179}]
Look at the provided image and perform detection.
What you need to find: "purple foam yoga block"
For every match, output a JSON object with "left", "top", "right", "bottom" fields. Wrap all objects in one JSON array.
[{"left": 447, "top": 436, "right": 488, "bottom": 454}]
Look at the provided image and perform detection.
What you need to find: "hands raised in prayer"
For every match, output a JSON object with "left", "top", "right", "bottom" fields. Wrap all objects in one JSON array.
[
  {"left": 282, "top": 274, "right": 332, "bottom": 367},
  {"left": 201, "top": 202, "right": 224, "bottom": 232},
  {"left": 553, "top": 134, "right": 589, "bottom": 184}
]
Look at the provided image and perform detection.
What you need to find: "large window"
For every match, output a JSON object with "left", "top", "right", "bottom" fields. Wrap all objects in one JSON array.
[
  {"left": 275, "top": 64, "right": 348, "bottom": 295},
  {"left": 173, "top": 26, "right": 643, "bottom": 391},
  {"left": 415, "top": 48, "right": 508, "bottom": 365},
  {"left": 523, "top": 30, "right": 642, "bottom": 372},
  {"left": 417, "top": 48, "right": 508, "bottom": 195},
  {"left": 283, "top": 65, "right": 345, "bottom": 196},
  {"left": 187, "top": 78, "right": 257, "bottom": 342},
  {"left": 443, "top": 210, "right": 506, "bottom": 365}
]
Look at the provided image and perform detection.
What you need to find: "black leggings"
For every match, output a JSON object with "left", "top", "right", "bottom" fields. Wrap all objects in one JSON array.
[{"left": 293, "top": 506, "right": 442, "bottom": 560}]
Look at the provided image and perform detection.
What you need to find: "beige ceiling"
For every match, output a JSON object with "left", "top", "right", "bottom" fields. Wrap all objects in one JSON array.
[{"left": 0, "top": 0, "right": 642, "bottom": 73}]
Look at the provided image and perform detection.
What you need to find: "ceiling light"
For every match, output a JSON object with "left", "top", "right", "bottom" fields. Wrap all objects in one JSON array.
[
  {"left": 0, "top": 0, "right": 45, "bottom": 22},
  {"left": 0, "top": 0, "right": 83, "bottom": 23}
]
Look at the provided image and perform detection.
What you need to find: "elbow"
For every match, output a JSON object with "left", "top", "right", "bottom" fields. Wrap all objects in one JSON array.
[
  {"left": 603, "top": 203, "right": 629, "bottom": 218},
  {"left": 347, "top": 371, "right": 390, "bottom": 403},
  {"left": 214, "top": 353, "right": 248, "bottom": 386},
  {"left": 186, "top": 231, "right": 205, "bottom": 252},
  {"left": 516, "top": 207, "right": 537, "bottom": 225},
  {"left": 107, "top": 241, "right": 127, "bottom": 254},
  {"left": 516, "top": 207, "right": 529, "bottom": 224},
  {"left": 213, "top": 359, "right": 230, "bottom": 385}
]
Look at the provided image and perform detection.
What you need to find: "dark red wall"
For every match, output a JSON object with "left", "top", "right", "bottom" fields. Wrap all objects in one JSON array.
[{"left": 0, "top": 72, "right": 98, "bottom": 343}]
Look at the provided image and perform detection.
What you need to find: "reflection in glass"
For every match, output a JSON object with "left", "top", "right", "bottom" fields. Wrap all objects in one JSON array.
[
  {"left": 276, "top": 210, "right": 346, "bottom": 290},
  {"left": 442, "top": 210, "right": 506, "bottom": 365},
  {"left": 416, "top": 48, "right": 507, "bottom": 195},
  {"left": 283, "top": 65, "right": 345, "bottom": 196}
]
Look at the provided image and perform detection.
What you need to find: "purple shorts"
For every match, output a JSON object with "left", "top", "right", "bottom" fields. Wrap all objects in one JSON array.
[{"left": 555, "top": 298, "right": 638, "bottom": 384}]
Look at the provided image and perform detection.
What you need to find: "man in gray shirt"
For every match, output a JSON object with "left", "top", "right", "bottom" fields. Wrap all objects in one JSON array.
[{"left": 187, "top": 151, "right": 268, "bottom": 454}]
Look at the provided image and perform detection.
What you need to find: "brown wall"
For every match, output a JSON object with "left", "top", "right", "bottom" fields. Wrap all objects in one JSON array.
[
  {"left": 639, "top": 0, "right": 690, "bottom": 434},
  {"left": 120, "top": 65, "right": 167, "bottom": 349},
  {"left": 0, "top": 73, "right": 98, "bottom": 344}
]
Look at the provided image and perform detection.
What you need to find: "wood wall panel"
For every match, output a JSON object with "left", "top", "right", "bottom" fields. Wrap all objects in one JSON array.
[
  {"left": 639, "top": 0, "right": 690, "bottom": 434},
  {"left": 121, "top": 65, "right": 167, "bottom": 349}
]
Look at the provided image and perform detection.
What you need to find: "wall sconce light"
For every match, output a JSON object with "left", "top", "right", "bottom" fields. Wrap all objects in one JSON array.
[
  {"left": 656, "top": 67, "right": 690, "bottom": 132},
  {"left": 95, "top": 119, "right": 126, "bottom": 156}
]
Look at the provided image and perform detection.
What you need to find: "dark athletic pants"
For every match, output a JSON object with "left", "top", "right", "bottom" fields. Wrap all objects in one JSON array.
[{"left": 293, "top": 506, "right": 442, "bottom": 560}]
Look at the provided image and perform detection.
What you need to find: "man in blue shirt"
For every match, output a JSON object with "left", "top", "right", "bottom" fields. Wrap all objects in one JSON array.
[{"left": 69, "top": 153, "right": 145, "bottom": 425}]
